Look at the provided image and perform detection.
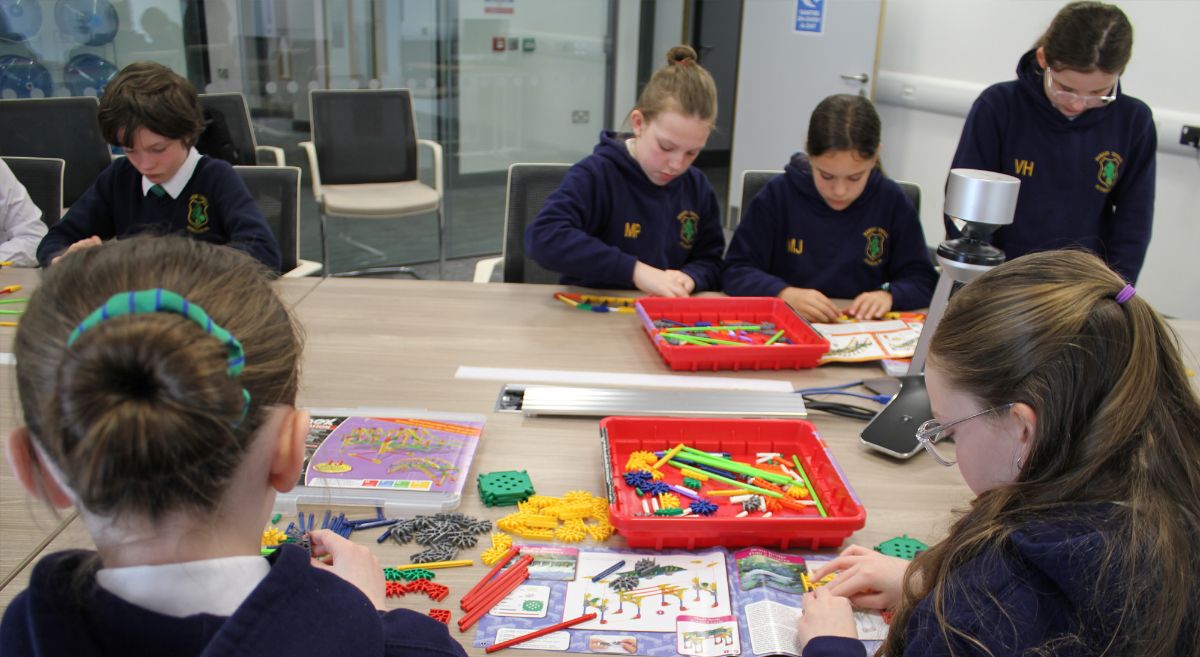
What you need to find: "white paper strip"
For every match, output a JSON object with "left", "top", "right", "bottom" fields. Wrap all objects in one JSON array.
[{"left": 454, "top": 366, "right": 794, "bottom": 392}]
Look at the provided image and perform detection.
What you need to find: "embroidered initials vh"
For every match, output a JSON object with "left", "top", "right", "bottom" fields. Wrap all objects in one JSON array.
[
  {"left": 1013, "top": 159, "right": 1035, "bottom": 177},
  {"left": 624, "top": 222, "right": 642, "bottom": 238}
]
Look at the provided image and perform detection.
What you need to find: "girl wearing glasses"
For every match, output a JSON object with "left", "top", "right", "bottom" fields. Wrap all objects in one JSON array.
[
  {"left": 949, "top": 1, "right": 1155, "bottom": 284},
  {"left": 796, "top": 250, "right": 1200, "bottom": 656}
]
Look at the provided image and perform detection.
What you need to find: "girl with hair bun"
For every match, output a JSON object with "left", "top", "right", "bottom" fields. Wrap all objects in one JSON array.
[
  {"left": 797, "top": 250, "right": 1200, "bottom": 657},
  {"left": 1, "top": 236, "right": 467, "bottom": 657},
  {"left": 723, "top": 94, "right": 936, "bottom": 322},
  {"left": 525, "top": 45, "right": 725, "bottom": 297}
]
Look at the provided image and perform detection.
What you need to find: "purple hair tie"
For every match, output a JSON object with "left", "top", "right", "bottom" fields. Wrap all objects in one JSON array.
[{"left": 1115, "top": 284, "right": 1136, "bottom": 304}]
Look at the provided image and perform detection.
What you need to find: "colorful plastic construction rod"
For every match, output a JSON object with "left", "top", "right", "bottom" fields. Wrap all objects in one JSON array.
[
  {"left": 792, "top": 453, "right": 827, "bottom": 518},
  {"left": 485, "top": 613, "right": 598, "bottom": 653}
]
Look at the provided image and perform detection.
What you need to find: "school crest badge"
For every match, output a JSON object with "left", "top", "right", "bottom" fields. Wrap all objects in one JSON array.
[
  {"left": 187, "top": 194, "right": 211, "bottom": 234},
  {"left": 1094, "top": 151, "right": 1122, "bottom": 193},
  {"left": 863, "top": 227, "right": 888, "bottom": 266},
  {"left": 676, "top": 210, "right": 699, "bottom": 249}
]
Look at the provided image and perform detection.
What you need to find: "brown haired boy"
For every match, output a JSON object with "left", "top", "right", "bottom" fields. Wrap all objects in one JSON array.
[{"left": 36, "top": 62, "right": 281, "bottom": 271}]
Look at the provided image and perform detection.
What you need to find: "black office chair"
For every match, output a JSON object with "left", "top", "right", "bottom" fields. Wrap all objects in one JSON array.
[
  {"left": 198, "top": 92, "right": 285, "bottom": 166},
  {"left": 233, "top": 165, "right": 320, "bottom": 277},
  {"left": 896, "top": 180, "right": 921, "bottom": 214},
  {"left": 300, "top": 89, "right": 444, "bottom": 279},
  {"left": 3, "top": 156, "right": 64, "bottom": 227},
  {"left": 0, "top": 97, "right": 110, "bottom": 208},
  {"left": 738, "top": 170, "right": 783, "bottom": 229},
  {"left": 472, "top": 163, "right": 571, "bottom": 284}
]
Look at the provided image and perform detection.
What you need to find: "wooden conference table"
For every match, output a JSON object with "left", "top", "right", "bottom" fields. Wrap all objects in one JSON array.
[{"left": 3, "top": 270, "right": 1194, "bottom": 654}]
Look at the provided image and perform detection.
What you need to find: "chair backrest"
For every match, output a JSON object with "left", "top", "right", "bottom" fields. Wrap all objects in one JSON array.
[
  {"left": 198, "top": 92, "right": 259, "bottom": 166},
  {"left": 234, "top": 165, "right": 301, "bottom": 273},
  {"left": 740, "top": 170, "right": 784, "bottom": 224},
  {"left": 310, "top": 89, "right": 418, "bottom": 186},
  {"left": 503, "top": 163, "right": 572, "bottom": 284},
  {"left": 3, "top": 156, "right": 64, "bottom": 227},
  {"left": 896, "top": 180, "right": 921, "bottom": 214},
  {"left": 0, "top": 97, "right": 110, "bottom": 208}
]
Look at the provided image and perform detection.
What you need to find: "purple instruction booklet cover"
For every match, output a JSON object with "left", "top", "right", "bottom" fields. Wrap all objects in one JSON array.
[{"left": 301, "top": 412, "right": 485, "bottom": 496}]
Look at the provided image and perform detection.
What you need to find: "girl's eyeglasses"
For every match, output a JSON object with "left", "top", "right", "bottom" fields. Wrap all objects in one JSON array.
[
  {"left": 915, "top": 403, "right": 1015, "bottom": 466},
  {"left": 1044, "top": 69, "right": 1118, "bottom": 109}
]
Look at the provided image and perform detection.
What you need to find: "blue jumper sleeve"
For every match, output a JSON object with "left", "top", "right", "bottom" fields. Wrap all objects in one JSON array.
[
  {"left": 884, "top": 196, "right": 937, "bottom": 310},
  {"left": 524, "top": 164, "right": 639, "bottom": 287},
  {"left": 209, "top": 162, "right": 282, "bottom": 272},
  {"left": 946, "top": 94, "right": 1005, "bottom": 238},
  {"left": 1101, "top": 108, "right": 1156, "bottom": 284},
  {"left": 37, "top": 167, "right": 118, "bottom": 267},
  {"left": 722, "top": 185, "right": 791, "bottom": 298}
]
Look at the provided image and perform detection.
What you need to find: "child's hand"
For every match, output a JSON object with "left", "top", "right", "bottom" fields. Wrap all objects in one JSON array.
[
  {"left": 812, "top": 544, "right": 911, "bottom": 611},
  {"left": 51, "top": 236, "right": 103, "bottom": 265},
  {"left": 633, "top": 262, "right": 691, "bottom": 297},
  {"left": 846, "top": 290, "right": 893, "bottom": 320},
  {"left": 663, "top": 269, "right": 696, "bottom": 294},
  {"left": 779, "top": 287, "right": 840, "bottom": 322},
  {"left": 797, "top": 587, "right": 858, "bottom": 647},
  {"left": 308, "top": 529, "right": 387, "bottom": 610}
]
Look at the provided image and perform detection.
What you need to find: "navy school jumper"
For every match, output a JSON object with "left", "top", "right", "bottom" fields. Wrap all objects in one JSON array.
[
  {"left": 36, "top": 156, "right": 281, "bottom": 272},
  {"left": 723, "top": 153, "right": 936, "bottom": 310},
  {"left": 524, "top": 130, "right": 725, "bottom": 291},
  {"left": 949, "top": 49, "right": 1156, "bottom": 283},
  {"left": 0, "top": 545, "right": 468, "bottom": 657},
  {"left": 803, "top": 507, "right": 1143, "bottom": 657}
]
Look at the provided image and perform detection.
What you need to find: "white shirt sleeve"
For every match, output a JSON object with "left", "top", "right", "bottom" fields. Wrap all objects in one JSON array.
[{"left": 0, "top": 159, "right": 48, "bottom": 267}]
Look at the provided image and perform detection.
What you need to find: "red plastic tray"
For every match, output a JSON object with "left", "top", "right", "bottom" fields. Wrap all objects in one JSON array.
[
  {"left": 602, "top": 416, "right": 865, "bottom": 550},
  {"left": 635, "top": 297, "right": 830, "bottom": 371}
]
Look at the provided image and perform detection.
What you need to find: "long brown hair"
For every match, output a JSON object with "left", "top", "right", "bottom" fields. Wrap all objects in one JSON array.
[
  {"left": 633, "top": 45, "right": 718, "bottom": 126},
  {"left": 14, "top": 236, "right": 302, "bottom": 520},
  {"left": 883, "top": 250, "right": 1200, "bottom": 657}
]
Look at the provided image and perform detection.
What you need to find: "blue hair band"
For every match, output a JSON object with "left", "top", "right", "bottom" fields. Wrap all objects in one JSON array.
[{"left": 66, "top": 289, "right": 251, "bottom": 424}]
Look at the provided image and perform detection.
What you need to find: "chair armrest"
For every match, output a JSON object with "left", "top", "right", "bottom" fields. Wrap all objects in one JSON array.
[
  {"left": 283, "top": 258, "right": 323, "bottom": 278},
  {"left": 472, "top": 256, "right": 501, "bottom": 283},
  {"left": 299, "top": 141, "right": 322, "bottom": 203},
  {"left": 417, "top": 138, "right": 443, "bottom": 198},
  {"left": 256, "top": 145, "right": 286, "bottom": 167}
]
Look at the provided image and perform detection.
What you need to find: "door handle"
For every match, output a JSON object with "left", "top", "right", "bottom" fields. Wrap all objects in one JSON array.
[{"left": 840, "top": 73, "right": 869, "bottom": 83}]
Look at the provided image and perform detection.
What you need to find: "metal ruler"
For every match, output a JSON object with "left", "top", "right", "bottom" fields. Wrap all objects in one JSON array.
[{"left": 496, "top": 384, "right": 807, "bottom": 418}]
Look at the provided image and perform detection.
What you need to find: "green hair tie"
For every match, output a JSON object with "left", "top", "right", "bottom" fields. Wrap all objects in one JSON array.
[{"left": 66, "top": 289, "right": 251, "bottom": 424}]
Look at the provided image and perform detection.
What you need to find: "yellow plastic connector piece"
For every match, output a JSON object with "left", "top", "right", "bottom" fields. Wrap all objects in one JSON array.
[
  {"left": 555, "top": 519, "right": 588, "bottom": 542},
  {"left": 658, "top": 493, "right": 681, "bottom": 509},
  {"left": 261, "top": 527, "right": 288, "bottom": 547},
  {"left": 552, "top": 503, "right": 593, "bottom": 520},
  {"left": 649, "top": 469, "right": 666, "bottom": 481},
  {"left": 511, "top": 525, "right": 555, "bottom": 540},
  {"left": 489, "top": 531, "right": 513, "bottom": 551},
  {"left": 563, "top": 490, "right": 595, "bottom": 502},
  {"left": 785, "top": 485, "right": 810, "bottom": 499},
  {"left": 523, "top": 495, "right": 557, "bottom": 509},
  {"left": 480, "top": 544, "right": 512, "bottom": 566},
  {"left": 624, "top": 451, "right": 657, "bottom": 471},
  {"left": 585, "top": 519, "right": 615, "bottom": 541},
  {"left": 523, "top": 514, "right": 559, "bottom": 529}
]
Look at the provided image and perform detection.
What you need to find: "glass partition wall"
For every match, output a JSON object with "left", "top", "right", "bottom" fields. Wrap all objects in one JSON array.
[{"left": 0, "top": 0, "right": 614, "bottom": 274}]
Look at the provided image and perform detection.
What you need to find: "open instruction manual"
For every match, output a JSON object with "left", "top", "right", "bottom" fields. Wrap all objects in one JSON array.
[
  {"left": 472, "top": 546, "right": 887, "bottom": 656},
  {"left": 812, "top": 315, "right": 924, "bottom": 364}
]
